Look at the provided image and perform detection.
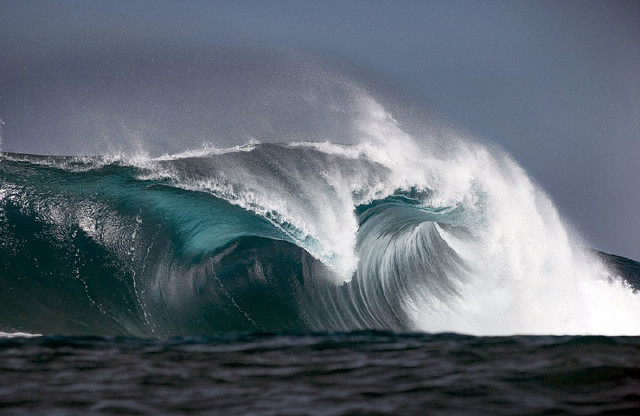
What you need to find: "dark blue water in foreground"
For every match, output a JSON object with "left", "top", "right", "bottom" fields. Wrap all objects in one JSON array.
[{"left": 2, "top": 332, "right": 640, "bottom": 415}]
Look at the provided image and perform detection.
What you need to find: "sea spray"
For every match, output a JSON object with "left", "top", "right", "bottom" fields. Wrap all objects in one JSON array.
[{"left": 1, "top": 87, "right": 639, "bottom": 336}]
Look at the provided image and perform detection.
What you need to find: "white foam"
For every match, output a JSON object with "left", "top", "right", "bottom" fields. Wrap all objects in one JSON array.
[
  {"left": 0, "top": 331, "right": 42, "bottom": 338},
  {"left": 117, "top": 85, "right": 640, "bottom": 335},
  {"left": 297, "top": 88, "right": 640, "bottom": 335}
]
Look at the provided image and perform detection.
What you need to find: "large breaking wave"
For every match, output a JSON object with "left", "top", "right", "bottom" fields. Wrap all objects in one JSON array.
[{"left": 1, "top": 75, "right": 639, "bottom": 337}]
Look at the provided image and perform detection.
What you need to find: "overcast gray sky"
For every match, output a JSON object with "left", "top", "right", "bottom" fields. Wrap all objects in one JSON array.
[{"left": 1, "top": 0, "right": 639, "bottom": 259}]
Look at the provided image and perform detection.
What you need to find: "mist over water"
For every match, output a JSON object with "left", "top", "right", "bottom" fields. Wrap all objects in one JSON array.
[{"left": 1, "top": 48, "right": 394, "bottom": 156}]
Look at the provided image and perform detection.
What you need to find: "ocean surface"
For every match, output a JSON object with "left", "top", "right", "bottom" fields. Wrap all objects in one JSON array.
[
  {"left": 1, "top": 100, "right": 640, "bottom": 413},
  {"left": 2, "top": 332, "right": 640, "bottom": 415}
]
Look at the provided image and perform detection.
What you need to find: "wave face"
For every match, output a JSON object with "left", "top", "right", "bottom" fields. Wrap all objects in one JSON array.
[{"left": 1, "top": 93, "right": 640, "bottom": 337}]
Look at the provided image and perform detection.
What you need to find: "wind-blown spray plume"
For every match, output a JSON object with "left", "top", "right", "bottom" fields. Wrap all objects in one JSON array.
[{"left": 0, "top": 52, "right": 638, "bottom": 337}]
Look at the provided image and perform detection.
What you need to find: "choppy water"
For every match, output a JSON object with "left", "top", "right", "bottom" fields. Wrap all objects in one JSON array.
[{"left": 2, "top": 332, "right": 640, "bottom": 415}]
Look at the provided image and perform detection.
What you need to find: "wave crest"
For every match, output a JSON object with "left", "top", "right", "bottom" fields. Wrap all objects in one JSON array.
[{"left": 1, "top": 96, "right": 639, "bottom": 336}]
